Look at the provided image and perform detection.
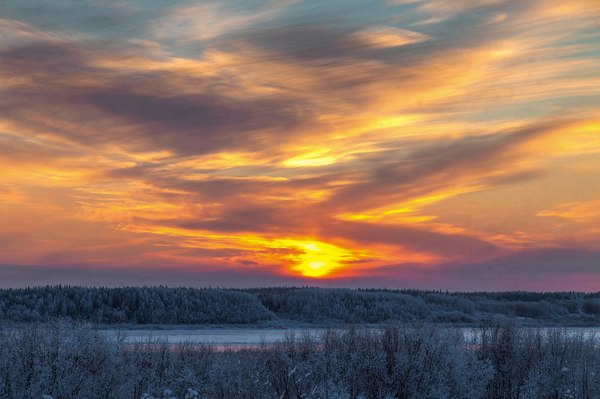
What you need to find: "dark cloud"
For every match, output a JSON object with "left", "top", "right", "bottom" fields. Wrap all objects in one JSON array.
[
  {"left": 140, "top": 174, "right": 336, "bottom": 203},
  {"left": 435, "top": 248, "right": 600, "bottom": 291},
  {"left": 0, "top": 41, "right": 87, "bottom": 77},
  {"left": 101, "top": 164, "right": 160, "bottom": 179},
  {"left": 1, "top": 39, "right": 314, "bottom": 156},
  {"left": 325, "top": 121, "right": 563, "bottom": 212},
  {"left": 312, "top": 248, "right": 600, "bottom": 291},
  {"left": 321, "top": 220, "right": 498, "bottom": 260},
  {"left": 79, "top": 87, "right": 309, "bottom": 155},
  {"left": 234, "top": 25, "right": 377, "bottom": 61},
  {"left": 136, "top": 202, "right": 313, "bottom": 235},
  {"left": 176, "top": 205, "right": 302, "bottom": 233},
  {"left": 2, "top": 248, "right": 598, "bottom": 291},
  {"left": 224, "top": 0, "right": 523, "bottom": 67},
  {"left": 142, "top": 203, "right": 498, "bottom": 260},
  {"left": 170, "top": 178, "right": 279, "bottom": 201}
]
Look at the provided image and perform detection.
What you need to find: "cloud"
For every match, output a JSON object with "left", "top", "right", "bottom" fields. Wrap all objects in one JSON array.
[
  {"left": 319, "top": 247, "right": 600, "bottom": 291},
  {"left": 323, "top": 121, "right": 567, "bottom": 213},
  {"left": 351, "top": 26, "right": 431, "bottom": 48},
  {"left": 0, "top": 41, "right": 86, "bottom": 76},
  {"left": 152, "top": 2, "right": 291, "bottom": 43},
  {"left": 3, "top": 247, "right": 597, "bottom": 291},
  {"left": 79, "top": 87, "right": 310, "bottom": 154},
  {"left": 1, "top": 39, "right": 317, "bottom": 156},
  {"left": 538, "top": 199, "right": 600, "bottom": 223},
  {"left": 320, "top": 220, "right": 498, "bottom": 260},
  {"left": 439, "top": 248, "right": 600, "bottom": 291},
  {"left": 161, "top": 204, "right": 309, "bottom": 234}
]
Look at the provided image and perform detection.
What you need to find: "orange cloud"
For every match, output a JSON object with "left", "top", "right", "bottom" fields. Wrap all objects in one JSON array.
[{"left": 538, "top": 199, "right": 600, "bottom": 223}]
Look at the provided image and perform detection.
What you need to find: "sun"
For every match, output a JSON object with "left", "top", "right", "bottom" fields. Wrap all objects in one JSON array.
[{"left": 281, "top": 240, "right": 356, "bottom": 278}]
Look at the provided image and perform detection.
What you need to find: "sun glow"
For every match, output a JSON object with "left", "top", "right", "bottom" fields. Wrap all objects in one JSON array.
[{"left": 283, "top": 240, "right": 358, "bottom": 278}]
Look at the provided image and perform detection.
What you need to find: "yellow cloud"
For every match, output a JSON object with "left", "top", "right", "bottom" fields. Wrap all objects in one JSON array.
[
  {"left": 352, "top": 26, "right": 430, "bottom": 48},
  {"left": 538, "top": 199, "right": 600, "bottom": 223}
]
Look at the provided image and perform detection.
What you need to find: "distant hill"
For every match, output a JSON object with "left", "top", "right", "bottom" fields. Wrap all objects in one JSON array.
[{"left": 1, "top": 286, "right": 599, "bottom": 326}]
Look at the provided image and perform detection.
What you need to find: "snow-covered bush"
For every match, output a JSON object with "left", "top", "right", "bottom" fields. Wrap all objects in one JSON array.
[
  {"left": 0, "top": 321, "right": 599, "bottom": 399},
  {"left": 184, "top": 388, "right": 199, "bottom": 399}
]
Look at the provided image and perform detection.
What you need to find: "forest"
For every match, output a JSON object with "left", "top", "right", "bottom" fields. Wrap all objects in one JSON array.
[
  {"left": 0, "top": 286, "right": 599, "bottom": 325},
  {"left": 0, "top": 321, "right": 598, "bottom": 399}
]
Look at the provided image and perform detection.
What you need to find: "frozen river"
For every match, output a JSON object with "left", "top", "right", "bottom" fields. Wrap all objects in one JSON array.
[
  {"left": 99, "top": 327, "right": 600, "bottom": 347},
  {"left": 100, "top": 328, "right": 329, "bottom": 346}
]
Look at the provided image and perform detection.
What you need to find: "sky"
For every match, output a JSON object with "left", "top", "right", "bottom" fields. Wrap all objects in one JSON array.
[{"left": 0, "top": 0, "right": 599, "bottom": 291}]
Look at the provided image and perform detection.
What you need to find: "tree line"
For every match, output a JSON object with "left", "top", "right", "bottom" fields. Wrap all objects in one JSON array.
[
  {"left": 0, "top": 286, "right": 273, "bottom": 324},
  {"left": 1, "top": 286, "right": 599, "bottom": 325}
]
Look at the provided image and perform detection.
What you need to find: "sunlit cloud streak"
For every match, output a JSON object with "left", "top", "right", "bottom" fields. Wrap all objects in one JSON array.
[{"left": 0, "top": 0, "right": 599, "bottom": 289}]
